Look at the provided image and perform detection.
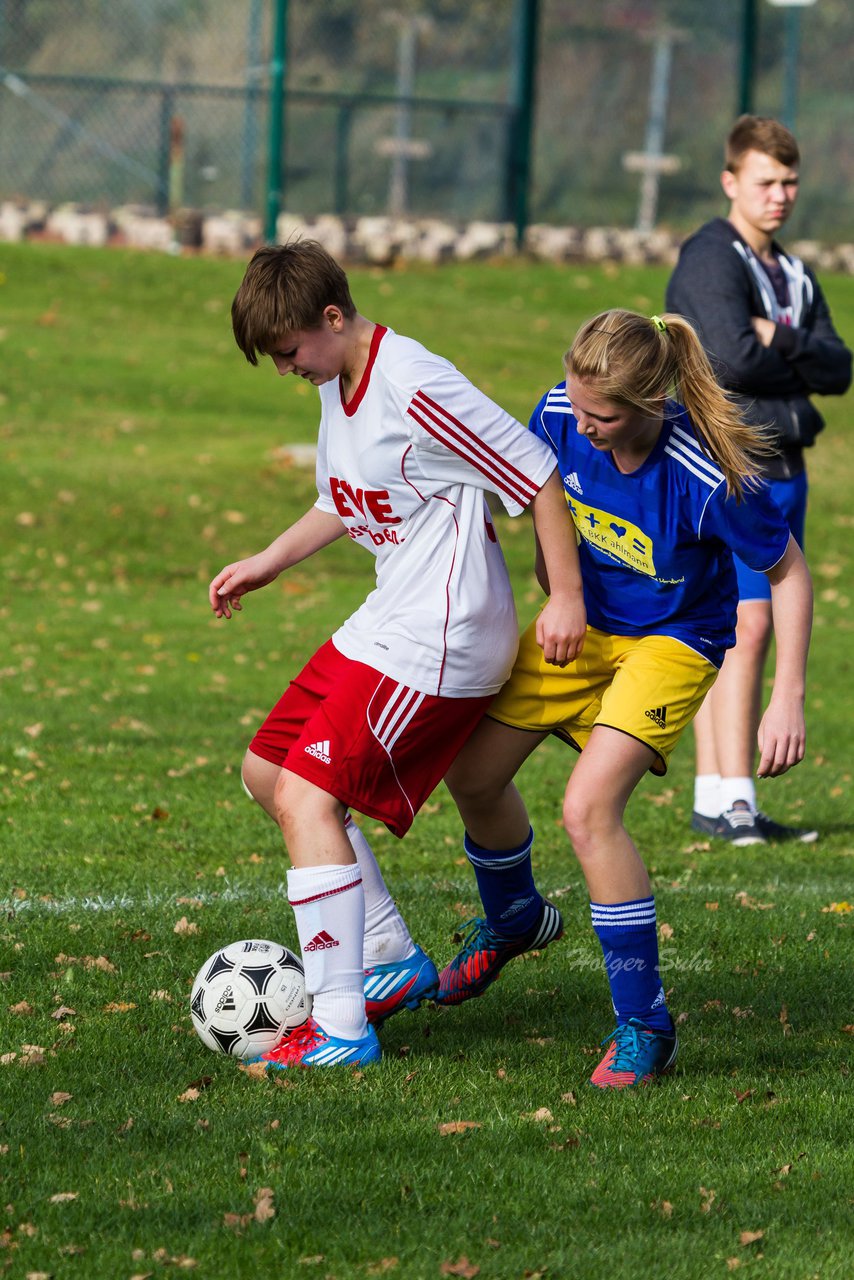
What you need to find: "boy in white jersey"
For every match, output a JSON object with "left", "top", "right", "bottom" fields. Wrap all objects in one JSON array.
[{"left": 209, "top": 240, "right": 585, "bottom": 1069}]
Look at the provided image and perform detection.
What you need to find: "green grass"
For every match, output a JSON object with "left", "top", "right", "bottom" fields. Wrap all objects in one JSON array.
[{"left": 1, "top": 242, "right": 852, "bottom": 1279}]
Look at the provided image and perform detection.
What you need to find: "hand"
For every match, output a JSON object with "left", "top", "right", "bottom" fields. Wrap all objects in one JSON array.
[
  {"left": 208, "top": 550, "right": 281, "bottom": 619},
  {"left": 535, "top": 593, "right": 586, "bottom": 667},
  {"left": 751, "top": 315, "right": 777, "bottom": 348},
  {"left": 756, "top": 697, "right": 806, "bottom": 778}
]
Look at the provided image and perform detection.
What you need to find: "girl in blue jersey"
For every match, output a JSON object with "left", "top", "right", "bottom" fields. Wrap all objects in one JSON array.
[{"left": 437, "top": 309, "right": 813, "bottom": 1089}]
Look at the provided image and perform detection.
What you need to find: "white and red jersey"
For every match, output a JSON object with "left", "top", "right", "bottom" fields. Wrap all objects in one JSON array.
[{"left": 314, "top": 325, "right": 556, "bottom": 697}]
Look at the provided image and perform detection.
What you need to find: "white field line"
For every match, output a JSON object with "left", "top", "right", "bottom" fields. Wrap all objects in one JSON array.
[{"left": 1, "top": 882, "right": 289, "bottom": 915}]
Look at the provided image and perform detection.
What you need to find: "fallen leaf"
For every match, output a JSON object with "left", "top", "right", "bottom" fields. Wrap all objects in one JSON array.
[
  {"left": 173, "top": 917, "right": 199, "bottom": 935},
  {"left": 51, "top": 1005, "right": 76, "bottom": 1020},
  {"left": 186, "top": 1076, "right": 213, "bottom": 1091},
  {"left": 253, "top": 1186, "right": 275, "bottom": 1224},
  {"left": 522, "top": 1107, "right": 553, "bottom": 1123},
  {"left": 646, "top": 788, "right": 675, "bottom": 807},
  {"left": 705, "top": 902, "right": 719, "bottom": 911},
  {"left": 659, "top": 922, "right": 674, "bottom": 940},
  {"left": 103, "top": 1001, "right": 136, "bottom": 1013},
  {"left": 735, "top": 891, "right": 775, "bottom": 911},
  {"left": 739, "top": 1229, "right": 764, "bottom": 1246},
  {"left": 9, "top": 1001, "right": 33, "bottom": 1016},
  {"left": 440, "top": 1259, "right": 480, "bottom": 1278},
  {"left": 822, "top": 901, "right": 852, "bottom": 913},
  {"left": 19, "top": 1046, "right": 47, "bottom": 1066},
  {"left": 50, "top": 1091, "right": 72, "bottom": 1106},
  {"left": 178, "top": 1088, "right": 200, "bottom": 1103},
  {"left": 437, "top": 1121, "right": 482, "bottom": 1136},
  {"left": 366, "top": 1259, "right": 399, "bottom": 1275},
  {"left": 549, "top": 1135, "right": 580, "bottom": 1151},
  {"left": 239, "top": 1061, "right": 269, "bottom": 1081},
  {"left": 699, "top": 1186, "right": 716, "bottom": 1213},
  {"left": 49, "top": 1192, "right": 78, "bottom": 1203}
]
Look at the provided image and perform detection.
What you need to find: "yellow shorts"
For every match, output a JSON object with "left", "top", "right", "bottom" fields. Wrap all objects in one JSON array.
[{"left": 488, "top": 622, "right": 718, "bottom": 776}]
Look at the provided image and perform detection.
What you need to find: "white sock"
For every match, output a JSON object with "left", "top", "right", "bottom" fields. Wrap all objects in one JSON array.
[
  {"left": 693, "top": 774, "right": 721, "bottom": 819},
  {"left": 720, "top": 777, "right": 757, "bottom": 813},
  {"left": 287, "top": 862, "right": 368, "bottom": 1041},
  {"left": 346, "top": 817, "right": 415, "bottom": 966}
]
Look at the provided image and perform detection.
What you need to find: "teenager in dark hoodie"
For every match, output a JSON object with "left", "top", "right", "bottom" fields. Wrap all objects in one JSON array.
[{"left": 666, "top": 115, "right": 851, "bottom": 847}]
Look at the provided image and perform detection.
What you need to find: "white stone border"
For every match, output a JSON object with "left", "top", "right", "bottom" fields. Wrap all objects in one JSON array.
[{"left": 2, "top": 199, "right": 852, "bottom": 273}]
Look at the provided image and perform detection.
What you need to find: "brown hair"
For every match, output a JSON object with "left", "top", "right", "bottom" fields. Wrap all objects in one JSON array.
[
  {"left": 232, "top": 239, "right": 357, "bottom": 365},
  {"left": 725, "top": 114, "right": 799, "bottom": 173},
  {"left": 565, "top": 310, "right": 773, "bottom": 501}
]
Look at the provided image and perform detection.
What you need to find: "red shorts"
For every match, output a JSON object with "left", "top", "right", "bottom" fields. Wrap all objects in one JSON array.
[{"left": 249, "top": 639, "right": 493, "bottom": 838}]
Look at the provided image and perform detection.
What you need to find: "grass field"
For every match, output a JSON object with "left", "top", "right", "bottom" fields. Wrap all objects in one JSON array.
[{"left": 1, "top": 241, "right": 852, "bottom": 1280}]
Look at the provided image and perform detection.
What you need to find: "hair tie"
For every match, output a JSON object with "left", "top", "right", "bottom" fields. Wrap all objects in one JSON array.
[{"left": 651, "top": 315, "right": 668, "bottom": 332}]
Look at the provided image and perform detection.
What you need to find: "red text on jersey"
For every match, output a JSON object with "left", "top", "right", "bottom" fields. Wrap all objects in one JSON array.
[{"left": 330, "top": 477, "right": 402, "bottom": 525}]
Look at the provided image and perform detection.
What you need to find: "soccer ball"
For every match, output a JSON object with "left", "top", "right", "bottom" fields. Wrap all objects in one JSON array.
[{"left": 190, "top": 939, "right": 311, "bottom": 1059}]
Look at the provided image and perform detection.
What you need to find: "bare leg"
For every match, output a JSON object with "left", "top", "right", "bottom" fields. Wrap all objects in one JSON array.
[
  {"left": 242, "top": 748, "right": 416, "bottom": 971},
  {"left": 444, "top": 718, "right": 548, "bottom": 849},
  {"left": 562, "top": 726, "right": 656, "bottom": 902},
  {"left": 693, "top": 600, "right": 772, "bottom": 780}
]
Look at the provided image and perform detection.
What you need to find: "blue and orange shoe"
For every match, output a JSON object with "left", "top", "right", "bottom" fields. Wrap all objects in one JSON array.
[
  {"left": 254, "top": 1017, "right": 381, "bottom": 1070},
  {"left": 364, "top": 944, "right": 439, "bottom": 1028},
  {"left": 589, "top": 1018, "right": 678, "bottom": 1089},
  {"left": 436, "top": 900, "right": 563, "bottom": 1005}
]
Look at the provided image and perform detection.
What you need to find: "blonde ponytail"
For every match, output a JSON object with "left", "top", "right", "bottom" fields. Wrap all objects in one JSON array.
[{"left": 565, "top": 310, "right": 773, "bottom": 501}]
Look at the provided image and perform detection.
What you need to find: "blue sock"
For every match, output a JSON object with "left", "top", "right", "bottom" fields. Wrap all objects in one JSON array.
[
  {"left": 590, "top": 897, "right": 673, "bottom": 1033},
  {"left": 464, "top": 827, "right": 543, "bottom": 937}
]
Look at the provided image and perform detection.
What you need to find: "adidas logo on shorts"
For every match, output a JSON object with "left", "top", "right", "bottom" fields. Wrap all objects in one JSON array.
[
  {"left": 305, "top": 739, "right": 332, "bottom": 764},
  {"left": 644, "top": 705, "right": 668, "bottom": 729}
]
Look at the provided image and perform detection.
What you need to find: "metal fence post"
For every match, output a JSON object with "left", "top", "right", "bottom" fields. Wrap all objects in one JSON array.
[
  {"left": 157, "top": 85, "right": 175, "bottom": 216},
  {"left": 505, "top": 0, "right": 540, "bottom": 249},
  {"left": 738, "top": 0, "right": 758, "bottom": 115},
  {"left": 264, "top": 0, "right": 288, "bottom": 243}
]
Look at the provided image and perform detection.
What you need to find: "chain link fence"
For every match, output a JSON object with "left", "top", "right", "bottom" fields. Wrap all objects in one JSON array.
[{"left": 1, "top": 0, "right": 852, "bottom": 240}]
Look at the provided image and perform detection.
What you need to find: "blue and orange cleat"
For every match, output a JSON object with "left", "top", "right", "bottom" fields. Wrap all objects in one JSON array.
[
  {"left": 364, "top": 944, "right": 439, "bottom": 1028},
  {"left": 589, "top": 1018, "right": 678, "bottom": 1089},
  {"left": 436, "top": 900, "right": 563, "bottom": 1005},
  {"left": 254, "top": 1017, "right": 381, "bottom": 1070}
]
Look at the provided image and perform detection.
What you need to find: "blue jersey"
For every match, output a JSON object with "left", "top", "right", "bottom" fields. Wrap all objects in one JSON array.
[{"left": 530, "top": 385, "right": 791, "bottom": 668}]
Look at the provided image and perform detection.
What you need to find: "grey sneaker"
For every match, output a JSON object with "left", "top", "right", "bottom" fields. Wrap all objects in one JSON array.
[
  {"left": 754, "top": 811, "right": 818, "bottom": 844},
  {"left": 692, "top": 800, "right": 765, "bottom": 846}
]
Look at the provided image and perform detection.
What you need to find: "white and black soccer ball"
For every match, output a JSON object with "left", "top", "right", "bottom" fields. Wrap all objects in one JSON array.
[{"left": 190, "top": 939, "right": 312, "bottom": 1059}]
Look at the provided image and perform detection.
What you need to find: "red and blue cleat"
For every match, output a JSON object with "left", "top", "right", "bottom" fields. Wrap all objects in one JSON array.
[
  {"left": 589, "top": 1018, "right": 678, "bottom": 1089},
  {"left": 436, "top": 900, "right": 563, "bottom": 1005},
  {"left": 253, "top": 1017, "right": 381, "bottom": 1070},
  {"left": 364, "top": 944, "right": 439, "bottom": 1028}
]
